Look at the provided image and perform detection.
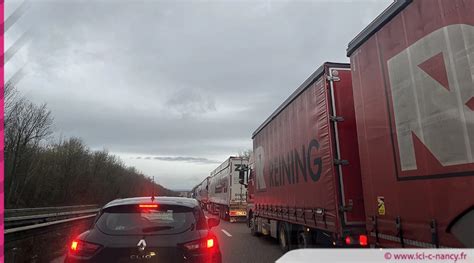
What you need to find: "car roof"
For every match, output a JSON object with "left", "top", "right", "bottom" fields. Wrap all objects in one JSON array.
[{"left": 102, "top": 196, "right": 199, "bottom": 210}]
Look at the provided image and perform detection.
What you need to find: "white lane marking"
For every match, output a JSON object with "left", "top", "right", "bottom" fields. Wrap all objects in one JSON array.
[{"left": 221, "top": 229, "right": 232, "bottom": 237}]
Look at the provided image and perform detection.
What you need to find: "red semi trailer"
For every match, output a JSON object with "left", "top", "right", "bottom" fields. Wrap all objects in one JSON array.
[
  {"left": 347, "top": 0, "right": 474, "bottom": 248},
  {"left": 247, "top": 0, "right": 474, "bottom": 250},
  {"left": 247, "top": 62, "right": 367, "bottom": 251}
]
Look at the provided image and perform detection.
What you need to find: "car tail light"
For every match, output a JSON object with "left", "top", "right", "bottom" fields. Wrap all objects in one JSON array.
[
  {"left": 184, "top": 237, "right": 216, "bottom": 251},
  {"left": 69, "top": 239, "right": 101, "bottom": 257},
  {"left": 345, "top": 236, "right": 352, "bottom": 245},
  {"left": 71, "top": 240, "right": 79, "bottom": 251},
  {"left": 206, "top": 238, "right": 214, "bottom": 248},
  {"left": 229, "top": 211, "right": 237, "bottom": 216},
  {"left": 359, "top": 234, "right": 368, "bottom": 246}
]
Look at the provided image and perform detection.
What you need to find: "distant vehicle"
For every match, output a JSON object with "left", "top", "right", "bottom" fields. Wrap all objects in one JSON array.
[
  {"left": 207, "top": 157, "right": 248, "bottom": 222},
  {"left": 193, "top": 177, "right": 210, "bottom": 210},
  {"left": 245, "top": 0, "right": 474, "bottom": 250},
  {"left": 65, "top": 196, "right": 221, "bottom": 263},
  {"left": 174, "top": 190, "right": 192, "bottom": 198}
]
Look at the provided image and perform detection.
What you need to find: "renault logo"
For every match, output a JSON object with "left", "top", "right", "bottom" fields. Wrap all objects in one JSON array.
[{"left": 137, "top": 239, "right": 147, "bottom": 251}]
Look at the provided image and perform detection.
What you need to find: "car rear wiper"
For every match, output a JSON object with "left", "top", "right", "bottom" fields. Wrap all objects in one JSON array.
[{"left": 142, "top": 226, "right": 174, "bottom": 233}]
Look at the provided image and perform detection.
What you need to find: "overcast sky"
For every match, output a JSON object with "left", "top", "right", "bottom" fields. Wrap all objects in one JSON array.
[{"left": 6, "top": 0, "right": 391, "bottom": 190}]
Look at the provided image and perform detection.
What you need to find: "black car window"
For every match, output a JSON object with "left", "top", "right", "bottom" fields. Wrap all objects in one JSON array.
[{"left": 96, "top": 204, "right": 199, "bottom": 235}]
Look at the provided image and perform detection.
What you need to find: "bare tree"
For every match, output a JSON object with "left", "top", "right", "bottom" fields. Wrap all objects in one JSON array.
[
  {"left": 4, "top": 85, "right": 177, "bottom": 208},
  {"left": 4, "top": 85, "right": 53, "bottom": 203},
  {"left": 5, "top": 82, "right": 22, "bottom": 115}
]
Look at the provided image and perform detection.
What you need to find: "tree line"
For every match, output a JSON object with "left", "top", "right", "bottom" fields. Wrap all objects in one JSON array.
[{"left": 4, "top": 83, "right": 176, "bottom": 208}]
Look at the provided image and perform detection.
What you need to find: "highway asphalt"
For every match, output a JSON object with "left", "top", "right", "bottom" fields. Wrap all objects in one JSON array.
[{"left": 206, "top": 212, "right": 284, "bottom": 263}]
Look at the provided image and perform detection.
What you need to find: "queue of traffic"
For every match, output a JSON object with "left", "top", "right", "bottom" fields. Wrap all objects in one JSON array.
[
  {"left": 192, "top": 157, "right": 249, "bottom": 223},
  {"left": 194, "top": 0, "right": 474, "bottom": 250}
]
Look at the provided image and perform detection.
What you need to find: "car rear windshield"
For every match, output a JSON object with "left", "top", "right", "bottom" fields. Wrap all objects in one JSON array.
[{"left": 96, "top": 204, "right": 206, "bottom": 235}]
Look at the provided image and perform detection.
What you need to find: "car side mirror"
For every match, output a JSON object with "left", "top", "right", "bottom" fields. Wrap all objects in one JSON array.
[{"left": 207, "top": 217, "right": 220, "bottom": 228}]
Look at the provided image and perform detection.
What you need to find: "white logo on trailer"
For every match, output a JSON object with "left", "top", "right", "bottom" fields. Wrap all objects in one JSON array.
[{"left": 387, "top": 24, "right": 474, "bottom": 171}]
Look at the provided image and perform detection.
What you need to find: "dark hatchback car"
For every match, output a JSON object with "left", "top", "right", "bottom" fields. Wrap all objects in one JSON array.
[{"left": 65, "top": 197, "right": 221, "bottom": 263}]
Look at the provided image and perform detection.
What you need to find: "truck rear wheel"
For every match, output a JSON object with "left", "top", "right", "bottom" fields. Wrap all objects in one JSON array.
[
  {"left": 219, "top": 207, "right": 224, "bottom": 220},
  {"left": 297, "top": 228, "right": 312, "bottom": 248},
  {"left": 250, "top": 215, "right": 259, "bottom": 236},
  {"left": 278, "top": 223, "right": 290, "bottom": 252}
]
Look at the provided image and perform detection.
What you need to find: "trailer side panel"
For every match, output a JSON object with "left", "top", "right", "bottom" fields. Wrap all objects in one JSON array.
[{"left": 348, "top": 0, "right": 474, "bottom": 248}]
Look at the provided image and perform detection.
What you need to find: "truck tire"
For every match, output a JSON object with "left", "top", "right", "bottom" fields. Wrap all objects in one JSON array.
[
  {"left": 250, "top": 215, "right": 259, "bottom": 236},
  {"left": 278, "top": 223, "right": 290, "bottom": 252},
  {"left": 219, "top": 207, "right": 224, "bottom": 220},
  {"left": 297, "top": 227, "right": 312, "bottom": 248}
]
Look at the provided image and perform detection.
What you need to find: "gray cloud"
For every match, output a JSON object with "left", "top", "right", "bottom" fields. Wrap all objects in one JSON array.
[
  {"left": 166, "top": 88, "right": 216, "bottom": 118},
  {"left": 137, "top": 156, "right": 221, "bottom": 164},
  {"left": 7, "top": 0, "right": 392, "bottom": 189}
]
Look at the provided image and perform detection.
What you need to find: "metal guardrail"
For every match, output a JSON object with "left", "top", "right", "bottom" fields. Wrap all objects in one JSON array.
[
  {"left": 4, "top": 205, "right": 100, "bottom": 242},
  {"left": 5, "top": 214, "right": 97, "bottom": 234},
  {"left": 5, "top": 208, "right": 100, "bottom": 229},
  {"left": 5, "top": 204, "right": 98, "bottom": 216},
  {"left": 5, "top": 208, "right": 99, "bottom": 222}
]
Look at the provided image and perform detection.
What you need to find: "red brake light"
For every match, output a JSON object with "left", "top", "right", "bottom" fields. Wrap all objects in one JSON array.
[
  {"left": 345, "top": 236, "right": 352, "bottom": 245},
  {"left": 71, "top": 240, "right": 79, "bottom": 251},
  {"left": 359, "top": 234, "right": 368, "bottom": 246},
  {"left": 207, "top": 238, "right": 214, "bottom": 248},
  {"left": 139, "top": 204, "right": 158, "bottom": 208},
  {"left": 69, "top": 240, "right": 101, "bottom": 257}
]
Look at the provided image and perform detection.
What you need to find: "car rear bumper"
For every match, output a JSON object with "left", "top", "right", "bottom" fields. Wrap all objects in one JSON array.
[{"left": 65, "top": 251, "right": 222, "bottom": 263}]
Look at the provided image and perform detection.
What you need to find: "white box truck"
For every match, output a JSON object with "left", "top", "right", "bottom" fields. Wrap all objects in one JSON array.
[{"left": 208, "top": 157, "right": 248, "bottom": 222}]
